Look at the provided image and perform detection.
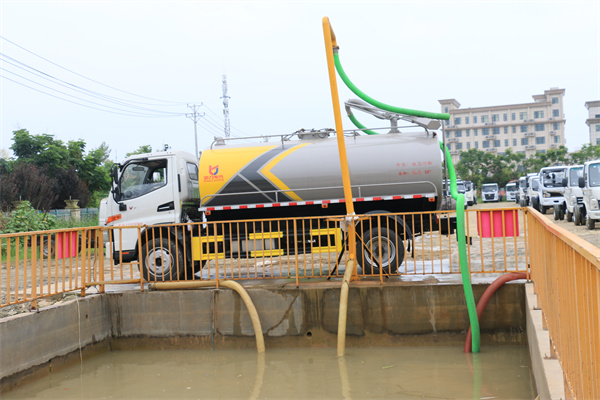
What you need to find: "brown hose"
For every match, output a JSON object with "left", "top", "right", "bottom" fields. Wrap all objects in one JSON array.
[{"left": 464, "top": 272, "right": 527, "bottom": 353}]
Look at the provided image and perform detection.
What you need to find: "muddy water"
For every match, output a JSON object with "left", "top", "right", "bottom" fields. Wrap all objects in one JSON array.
[{"left": 5, "top": 346, "right": 535, "bottom": 399}]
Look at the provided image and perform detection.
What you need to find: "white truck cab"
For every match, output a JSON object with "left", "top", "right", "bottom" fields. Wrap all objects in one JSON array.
[
  {"left": 559, "top": 165, "right": 583, "bottom": 223},
  {"left": 578, "top": 159, "right": 600, "bottom": 229},
  {"left": 481, "top": 183, "right": 500, "bottom": 202},
  {"left": 464, "top": 181, "right": 477, "bottom": 206},
  {"left": 538, "top": 166, "right": 567, "bottom": 214},
  {"left": 526, "top": 176, "right": 541, "bottom": 211},
  {"left": 505, "top": 182, "right": 518, "bottom": 202},
  {"left": 100, "top": 151, "right": 200, "bottom": 266}
]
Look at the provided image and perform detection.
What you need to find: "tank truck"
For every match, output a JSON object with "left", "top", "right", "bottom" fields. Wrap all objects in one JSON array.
[{"left": 100, "top": 101, "right": 455, "bottom": 281}]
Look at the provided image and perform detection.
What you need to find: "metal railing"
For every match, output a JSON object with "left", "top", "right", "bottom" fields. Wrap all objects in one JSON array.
[
  {"left": 1, "top": 208, "right": 529, "bottom": 309},
  {"left": 527, "top": 208, "right": 600, "bottom": 399}
]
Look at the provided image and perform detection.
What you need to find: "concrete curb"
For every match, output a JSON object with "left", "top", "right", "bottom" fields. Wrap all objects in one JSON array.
[{"left": 525, "top": 283, "right": 566, "bottom": 399}]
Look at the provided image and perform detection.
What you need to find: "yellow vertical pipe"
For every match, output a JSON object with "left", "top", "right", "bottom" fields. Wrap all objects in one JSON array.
[{"left": 322, "top": 17, "right": 357, "bottom": 263}]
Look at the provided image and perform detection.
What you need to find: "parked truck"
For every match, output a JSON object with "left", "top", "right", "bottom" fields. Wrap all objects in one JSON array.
[
  {"left": 101, "top": 127, "right": 454, "bottom": 280},
  {"left": 537, "top": 166, "right": 567, "bottom": 214},
  {"left": 555, "top": 164, "right": 583, "bottom": 223},
  {"left": 577, "top": 159, "right": 600, "bottom": 229},
  {"left": 481, "top": 183, "right": 500, "bottom": 202},
  {"left": 505, "top": 181, "right": 518, "bottom": 202}
]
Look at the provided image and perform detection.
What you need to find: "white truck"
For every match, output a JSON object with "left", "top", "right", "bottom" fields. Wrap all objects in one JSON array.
[
  {"left": 464, "top": 181, "right": 477, "bottom": 206},
  {"left": 556, "top": 165, "right": 583, "bottom": 223},
  {"left": 538, "top": 166, "right": 567, "bottom": 214},
  {"left": 481, "top": 183, "right": 500, "bottom": 203},
  {"left": 505, "top": 181, "right": 518, "bottom": 202},
  {"left": 526, "top": 176, "right": 541, "bottom": 211},
  {"left": 100, "top": 124, "right": 457, "bottom": 280},
  {"left": 577, "top": 159, "right": 600, "bottom": 229},
  {"left": 518, "top": 173, "right": 538, "bottom": 206}
]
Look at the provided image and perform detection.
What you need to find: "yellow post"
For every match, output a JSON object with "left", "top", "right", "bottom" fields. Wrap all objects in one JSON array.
[{"left": 322, "top": 17, "right": 357, "bottom": 272}]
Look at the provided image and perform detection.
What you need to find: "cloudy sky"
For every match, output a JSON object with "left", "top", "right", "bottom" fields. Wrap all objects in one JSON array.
[{"left": 1, "top": 1, "right": 599, "bottom": 162}]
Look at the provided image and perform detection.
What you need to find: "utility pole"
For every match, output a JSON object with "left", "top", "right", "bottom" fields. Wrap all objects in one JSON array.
[
  {"left": 221, "top": 75, "right": 231, "bottom": 138},
  {"left": 185, "top": 103, "right": 204, "bottom": 162}
]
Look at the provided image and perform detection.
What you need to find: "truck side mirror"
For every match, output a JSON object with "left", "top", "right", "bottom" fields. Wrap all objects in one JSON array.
[
  {"left": 562, "top": 177, "right": 568, "bottom": 187},
  {"left": 579, "top": 176, "right": 585, "bottom": 188},
  {"left": 109, "top": 165, "right": 119, "bottom": 180}
]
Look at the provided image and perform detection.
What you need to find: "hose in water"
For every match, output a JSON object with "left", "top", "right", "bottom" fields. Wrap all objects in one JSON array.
[
  {"left": 440, "top": 141, "right": 480, "bottom": 353},
  {"left": 464, "top": 272, "right": 527, "bottom": 353},
  {"left": 331, "top": 37, "right": 479, "bottom": 352}
]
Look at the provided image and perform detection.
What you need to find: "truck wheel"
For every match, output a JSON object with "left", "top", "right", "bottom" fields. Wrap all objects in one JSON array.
[
  {"left": 553, "top": 206, "right": 560, "bottom": 220},
  {"left": 359, "top": 226, "right": 404, "bottom": 275},
  {"left": 141, "top": 238, "right": 185, "bottom": 281},
  {"left": 574, "top": 206, "right": 582, "bottom": 226},
  {"left": 587, "top": 216, "right": 596, "bottom": 230},
  {"left": 566, "top": 210, "right": 573, "bottom": 223},
  {"left": 531, "top": 197, "right": 539, "bottom": 211},
  {"left": 540, "top": 205, "right": 548, "bottom": 214},
  {"left": 42, "top": 238, "right": 55, "bottom": 258}
]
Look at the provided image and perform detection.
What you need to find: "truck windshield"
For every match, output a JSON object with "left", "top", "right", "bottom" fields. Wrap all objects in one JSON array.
[
  {"left": 589, "top": 164, "right": 600, "bottom": 187},
  {"left": 506, "top": 184, "right": 517, "bottom": 191},
  {"left": 569, "top": 167, "right": 583, "bottom": 186},
  {"left": 531, "top": 179, "right": 540, "bottom": 191},
  {"left": 541, "top": 169, "right": 566, "bottom": 188},
  {"left": 482, "top": 185, "right": 497, "bottom": 193},
  {"left": 119, "top": 159, "right": 168, "bottom": 200},
  {"left": 456, "top": 182, "right": 465, "bottom": 193}
]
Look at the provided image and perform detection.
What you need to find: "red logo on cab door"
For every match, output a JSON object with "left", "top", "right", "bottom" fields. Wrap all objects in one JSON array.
[{"left": 209, "top": 165, "right": 219, "bottom": 175}]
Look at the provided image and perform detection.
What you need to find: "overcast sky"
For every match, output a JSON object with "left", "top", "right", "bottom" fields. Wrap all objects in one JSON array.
[{"left": 1, "top": 1, "right": 599, "bottom": 163}]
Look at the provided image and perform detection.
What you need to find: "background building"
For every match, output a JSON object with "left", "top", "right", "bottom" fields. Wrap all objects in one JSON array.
[
  {"left": 439, "top": 88, "right": 566, "bottom": 163},
  {"left": 586, "top": 100, "right": 600, "bottom": 145}
]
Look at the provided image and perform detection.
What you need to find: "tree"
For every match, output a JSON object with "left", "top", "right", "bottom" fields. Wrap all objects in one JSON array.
[
  {"left": 0, "top": 163, "right": 57, "bottom": 210},
  {"left": 4, "top": 129, "right": 113, "bottom": 209}
]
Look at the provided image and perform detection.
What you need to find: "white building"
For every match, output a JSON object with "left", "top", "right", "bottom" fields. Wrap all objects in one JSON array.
[
  {"left": 585, "top": 100, "right": 600, "bottom": 145},
  {"left": 439, "top": 88, "right": 566, "bottom": 163}
]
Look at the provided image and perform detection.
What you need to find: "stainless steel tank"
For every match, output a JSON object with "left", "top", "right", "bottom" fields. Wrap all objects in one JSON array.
[{"left": 198, "top": 131, "right": 443, "bottom": 210}]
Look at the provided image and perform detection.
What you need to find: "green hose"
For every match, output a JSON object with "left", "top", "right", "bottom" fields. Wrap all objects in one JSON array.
[
  {"left": 440, "top": 141, "right": 480, "bottom": 353},
  {"left": 332, "top": 45, "right": 480, "bottom": 352},
  {"left": 333, "top": 51, "right": 450, "bottom": 121}
]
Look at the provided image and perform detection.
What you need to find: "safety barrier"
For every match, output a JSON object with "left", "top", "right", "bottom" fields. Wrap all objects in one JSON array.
[
  {"left": 527, "top": 208, "right": 600, "bottom": 399},
  {"left": 1, "top": 208, "right": 528, "bottom": 309}
]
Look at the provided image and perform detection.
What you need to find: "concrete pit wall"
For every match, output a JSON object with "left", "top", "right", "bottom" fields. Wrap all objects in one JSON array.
[{"left": 1, "top": 281, "right": 526, "bottom": 391}]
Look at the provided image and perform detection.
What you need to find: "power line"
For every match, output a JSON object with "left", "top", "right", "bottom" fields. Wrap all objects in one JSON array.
[
  {"left": 0, "top": 35, "right": 194, "bottom": 105},
  {"left": 0, "top": 54, "right": 185, "bottom": 116},
  {"left": 1, "top": 75, "right": 180, "bottom": 118}
]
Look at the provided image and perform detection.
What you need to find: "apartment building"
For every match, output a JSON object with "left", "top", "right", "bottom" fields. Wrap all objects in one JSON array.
[
  {"left": 439, "top": 88, "right": 566, "bottom": 163},
  {"left": 586, "top": 100, "right": 600, "bottom": 145}
]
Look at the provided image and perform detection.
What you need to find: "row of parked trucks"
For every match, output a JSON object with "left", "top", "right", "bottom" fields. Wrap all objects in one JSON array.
[{"left": 513, "top": 161, "right": 600, "bottom": 229}]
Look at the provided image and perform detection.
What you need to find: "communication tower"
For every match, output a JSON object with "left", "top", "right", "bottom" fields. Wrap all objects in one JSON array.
[{"left": 221, "top": 75, "right": 231, "bottom": 138}]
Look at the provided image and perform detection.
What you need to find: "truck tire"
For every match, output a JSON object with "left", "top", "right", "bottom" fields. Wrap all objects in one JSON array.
[
  {"left": 359, "top": 226, "right": 404, "bottom": 275},
  {"left": 141, "top": 238, "right": 185, "bottom": 281},
  {"left": 42, "top": 238, "right": 55, "bottom": 258},
  {"left": 553, "top": 205, "right": 560, "bottom": 220},
  {"left": 587, "top": 216, "right": 596, "bottom": 230},
  {"left": 566, "top": 210, "right": 573, "bottom": 223},
  {"left": 531, "top": 197, "right": 539, "bottom": 212},
  {"left": 574, "top": 206, "right": 582, "bottom": 226},
  {"left": 540, "top": 205, "right": 548, "bottom": 214}
]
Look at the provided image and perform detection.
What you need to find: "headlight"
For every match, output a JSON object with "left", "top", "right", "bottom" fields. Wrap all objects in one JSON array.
[
  {"left": 592, "top": 198, "right": 599, "bottom": 210},
  {"left": 543, "top": 192, "right": 551, "bottom": 198}
]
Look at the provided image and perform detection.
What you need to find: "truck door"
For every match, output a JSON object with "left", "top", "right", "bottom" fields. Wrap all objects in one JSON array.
[{"left": 111, "top": 157, "right": 177, "bottom": 259}]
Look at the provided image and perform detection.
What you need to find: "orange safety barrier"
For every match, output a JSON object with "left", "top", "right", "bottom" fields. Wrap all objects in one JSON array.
[
  {"left": 1, "top": 208, "right": 530, "bottom": 309},
  {"left": 527, "top": 207, "right": 600, "bottom": 399}
]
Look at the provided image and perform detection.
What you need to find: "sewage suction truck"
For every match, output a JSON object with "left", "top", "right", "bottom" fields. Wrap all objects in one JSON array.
[{"left": 101, "top": 112, "right": 453, "bottom": 280}]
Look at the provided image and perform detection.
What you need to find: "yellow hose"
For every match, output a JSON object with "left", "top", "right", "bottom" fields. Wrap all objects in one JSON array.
[
  {"left": 337, "top": 259, "right": 355, "bottom": 357},
  {"left": 148, "top": 280, "right": 265, "bottom": 353}
]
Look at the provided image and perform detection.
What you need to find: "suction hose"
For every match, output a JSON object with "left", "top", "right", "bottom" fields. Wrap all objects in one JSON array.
[
  {"left": 337, "top": 259, "right": 355, "bottom": 357},
  {"left": 439, "top": 142, "right": 481, "bottom": 353},
  {"left": 330, "top": 36, "right": 481, "bottom": 351},
  {"left": 464, "top": 272, "right": 527, "bottom": 353},
  {"left": 148, "top": 280, "right": 265, "bottom": 353}
]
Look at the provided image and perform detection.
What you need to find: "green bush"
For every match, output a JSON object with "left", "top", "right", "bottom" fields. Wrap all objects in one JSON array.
[{"left": 0, "top": 201, "right": 57, "bottom": 234}]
